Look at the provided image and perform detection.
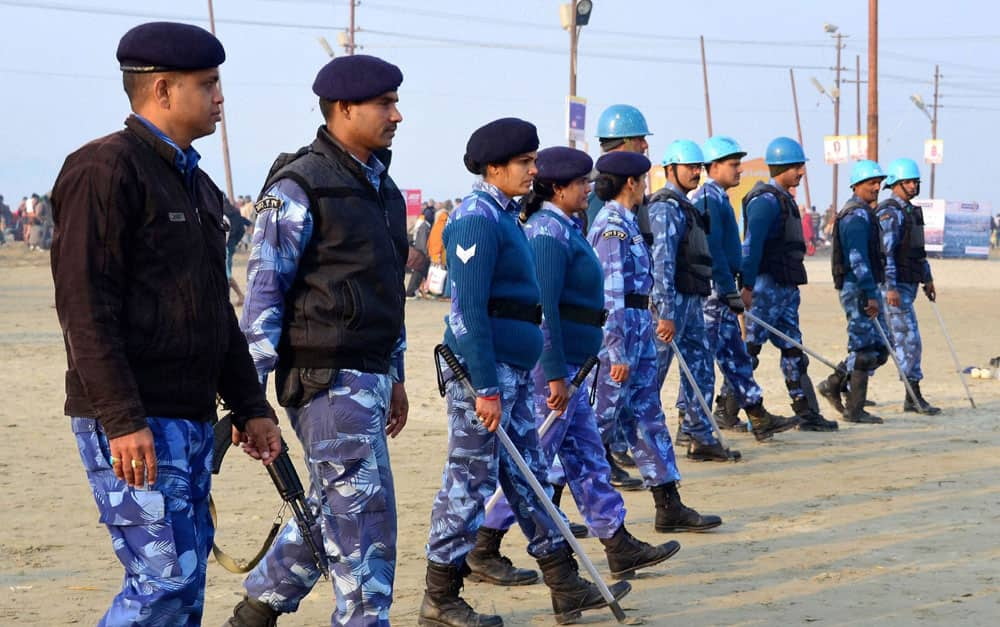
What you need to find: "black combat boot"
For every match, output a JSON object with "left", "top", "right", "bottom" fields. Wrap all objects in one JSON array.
[
  {"left": 609, "top": 448, "right": 637, "bottom": 468},
  {"left": 844, "top": 370, "right": 883, "bottom": 424},
  {"left": 604, "top": 446, "right": 643, "bottom": 491},
  {"left": 651, "top": 482, "right": 723, "bottom": 533},
  {"left": 537, "top": 547, "right": 631, "bottom": 625},
  {"left": 600, "top": 524, "right": 681, "bottom": 579},
  {"left": 792, "top": 397, "right": 840, "bottom": 431},
  {"left": 818, "top": 364, "right": 848, "bottom": 415},
  {"left": 419, "top": 561, "right": 504, "bottom": 627},
  {"left": 903, "top": 379, "right": 941, "bottom": 415},
  {"left": 551, "top": 484, "right": 589, "bottom": 538},
  {"left": 674, "top": 409, "right": 692, "bottom": 446},
  {"left": 224, "top": 596, "right": 279, "bottom": 627},
  {"left": 466, "top": 527, "right": 539, "bottom": 586},
  {"left": 686, "top": 439, "right": 741, "bottom": 462},
  {"left": 745, "top": 402, "right": 799, "bottom": 442},
  {"left": 714, "top": 394, "right": 747, "bottom": 430}
]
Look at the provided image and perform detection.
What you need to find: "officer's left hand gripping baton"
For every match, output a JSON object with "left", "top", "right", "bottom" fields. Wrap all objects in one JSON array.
[
  {"left": 483, "top": 355, "right": 599, "bottom": 516},
  {"left": 743, "top": 310, "right": 843, "bottom": 373},
  {"left": 435, "top": 345, "right": 627, "bottom": 624},
  {"left": 929, "top": 300, "right": 976, "bottom": 408},
  {"left": 212, "top": 414, "right": 330, "bottom": 580},
  {"left": 669, "top": 340, "right": 728, "bottom": 450},
  {"left": 872, "top": 306, "right": 920, "bottom": 407}
]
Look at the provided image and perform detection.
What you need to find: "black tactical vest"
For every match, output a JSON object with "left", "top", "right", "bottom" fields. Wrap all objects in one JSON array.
[
  {"left": 260, "top": 128, "right": 408, "bottom": 373},
  {"left": 831, "top": 199, "right": 885, "bottom": 289},
  {"left": 878, "top": 198, "right": 927, "bottom": 284},
  {"left": 741, "top": 182, "right": 807, "bottom": 286},
  {"left": 649, "top": 187, "right": 713, "bottom": 296}
]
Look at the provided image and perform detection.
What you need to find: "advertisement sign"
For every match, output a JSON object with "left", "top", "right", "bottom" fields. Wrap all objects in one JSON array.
[
  {"left": 824, "top": 135, "right": 848, "bottom": 164},
  {"left": 402, "top": 189, "right": 422, "bottom": 217},
  {"left": 915, "top": 199, "right": 945, "bottom": 253},
  {"left": 727, "top": 157, "right": 771, "bottom": 237},
  {"left": 924, "top": 139, "right": 944, "bottom": 164},
  {"left": 566, "top": 96, "right": 587, "bottom": 144},
  {"left": 913, "top": 199, "right": 990, "bottom": 258},
  {"left": 848, "top": 135, "right": 868, "bottom": 160}
]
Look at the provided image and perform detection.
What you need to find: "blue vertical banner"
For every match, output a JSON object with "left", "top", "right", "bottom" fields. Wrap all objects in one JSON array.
[{"left": 567, "top": 96, "right": 587, "bottom": 144}]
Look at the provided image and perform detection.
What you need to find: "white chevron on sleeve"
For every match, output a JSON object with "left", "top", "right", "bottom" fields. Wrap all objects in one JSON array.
[{"left": 456, "top": 244, "right": 476, "bottom": 264}]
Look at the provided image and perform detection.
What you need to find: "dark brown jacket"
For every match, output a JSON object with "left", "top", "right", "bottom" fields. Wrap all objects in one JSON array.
[{"left": 50, "top": 116, "right": 272, "bottom": 438}]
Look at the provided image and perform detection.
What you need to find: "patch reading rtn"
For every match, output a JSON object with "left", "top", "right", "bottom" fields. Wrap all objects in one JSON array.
[
  {"left": 603, "top": 229, "right": 628, "bottom": 240},
  {"left": 254, "top": 195, "right": 283, "bottom": 214}
]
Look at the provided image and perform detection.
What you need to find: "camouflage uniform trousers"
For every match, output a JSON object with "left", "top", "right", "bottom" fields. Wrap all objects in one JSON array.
[
  {"left": 882, "top": 282, "right": 924, "bottom": 380},
  {"left": 426, "top": 360, "right": 566, "bottom": 565},
  {"left": 483, "top": 363, "right": 627, "bottom": 540},
  {"left": 596, "top": 312, "right": 683, "bottom": 486},
  {"left": 652, "top": 294, "right": 719, "bottom": 445},
  {"left": 244, "top": 370, "right": 396, "bottom": 627},
  {"left": 72, "top": 416, "right": 214, "bottom": 627},
  {"left": 744, "top": 274, "right": 811, "bottom": 401},
  {"left": 839, "top": 281, "right": 890, "bottom": 372}
]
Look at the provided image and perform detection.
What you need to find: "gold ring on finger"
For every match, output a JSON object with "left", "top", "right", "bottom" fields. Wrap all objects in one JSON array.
[{"left": 131, "top": 459, "right": 144, "bottom": 468}]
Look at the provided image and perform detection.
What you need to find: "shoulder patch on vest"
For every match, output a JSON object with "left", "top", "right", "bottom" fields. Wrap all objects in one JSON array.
[
  {"left": 255, "top": 195, "right": 283, "bottom": 214},
  {"left": 879, "top": 212, "right": 894, "bottom": 222},
  {"left": 603, "top": 229, "right": 628, "bottom": 240}
]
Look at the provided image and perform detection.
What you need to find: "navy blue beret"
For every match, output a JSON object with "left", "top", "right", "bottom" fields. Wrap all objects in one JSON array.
[
  {"left": 535, "top": 146, "right": 594, "bottom": 184},
  {"left": 464, "top": 118, "right": 540, "bottom": 174},
  {"left": 117, "top": 22, "right": 225, "bottom": 73},
  {"left": 313, "top": 55, "right": 403, "bottom": 102},
  {"left": 595, "top": 151, "right": 651, "bottom": 178}
]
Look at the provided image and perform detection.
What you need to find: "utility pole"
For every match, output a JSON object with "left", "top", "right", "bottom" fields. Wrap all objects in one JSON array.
[
  {"left": 789, "top": 69, "right": 812, "bottom": 212},
  {"left": 931, "top": 64, "right": 940, "bottom": 197},
  {"left": 348, "top": 0, "right": 357, "bottom": 55},
  {"left": 867, "top": 0, "right": 879, "bottom": 160},
  {"left": 568, "top": 0, "right": 579, "bottom": 148},
  {"left": 206, "top": 0, "right": 235, "bottom": 204},
  {"left": 700, "top": 35, "right": 713, "bottom": 136},
  {"left": 832, "top": 31, "right": 843, "bottom": 213},
  {"left": 855, "top": 55, "right": 862, "bottom": 134}
]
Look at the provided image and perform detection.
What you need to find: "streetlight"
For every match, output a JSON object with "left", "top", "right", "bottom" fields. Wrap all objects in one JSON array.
[
  {"left": 811, "top": 24, "right": 846, "bottom": 212},
  {"left": 318, "top": 36, "right": 336, "bottom": 59},
  {"left": 562, "top": 1, "right": 594, "bottom": 148}
]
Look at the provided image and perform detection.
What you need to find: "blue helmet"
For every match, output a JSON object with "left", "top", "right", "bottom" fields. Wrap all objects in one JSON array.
[
  {"left": 662, "top": 140, "right": 705, "bottom": 166},
  {"left": 849, "top": 159, "right": 887, "bottom": 187},
  {"left": 596, "top": 104, "right": 652, "bottom": 139},
  {"left": 883, "top": 158, "right": 921, "bottom": 187},
  {"left": 765, "top": 136, "right": 807, "bottom": 165},
  {"left": 702, "top": 136, "right": 746, "bottom": 163}
]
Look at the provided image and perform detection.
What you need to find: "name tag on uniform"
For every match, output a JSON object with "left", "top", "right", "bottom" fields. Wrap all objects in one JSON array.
[
  {"left": 255, "top": 195, "right": 282, "bottom": 214},
  {"left": 603, "top": 229, "right": 627, "bottom": 240},
  {"left": 168, "top": 212, "right": 186, "bottom": 222},
  {"left": 632, "top": 234, "right": 644, "bottom": 245}
]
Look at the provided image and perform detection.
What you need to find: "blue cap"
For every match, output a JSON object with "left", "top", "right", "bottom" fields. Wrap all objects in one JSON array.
[
  {"left": 595, "top": 151, "right": 651, "bottom": 178},
  {"left": 117, "top": 22, "right": 225, "bottom": 72},
  {"left": 702, "top": 136, "right": 746, "bottom": 163},
  {"left": 313, "top": 55, "right": 403, "bottom": 102},
  {"left": 662, "top": 140, "right": 705, "bottom": 166},
  {"left": 464, "top": 118, "right": 539, "bottom": 174},
  {"left": 596, "top": 104, "right": 652, "bottom": 138},
  {"left": 765, "top": 137, "right": 807, "bottom": 165},
  {"left": 535, "top": 147, "right": 593, "bottom": 184},
  {"left": 849, "top": 160, "right": 887, "bottom": 187}
]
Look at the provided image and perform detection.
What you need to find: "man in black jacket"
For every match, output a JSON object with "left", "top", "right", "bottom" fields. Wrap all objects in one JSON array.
[
  {"left": 225, "top": 55, "right": 409, "bottom": 627},
  {"left": 50, "top": 22, "right": 280, "bottom": 625}
]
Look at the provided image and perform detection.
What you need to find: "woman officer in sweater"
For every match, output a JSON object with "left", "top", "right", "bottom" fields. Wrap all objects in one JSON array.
[
  {"left": 474, "top": 146, "right": 679, "bottom": 586},
  {"left": 421, "top": 119, "right": 630, "bottom": 627}
]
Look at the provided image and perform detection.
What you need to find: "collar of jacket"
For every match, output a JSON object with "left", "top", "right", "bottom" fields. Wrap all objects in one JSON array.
[
  {"left": 124, "top": 115, "right": 196, "bottom": 175},
  {"left": 310, "top": 125, "right": 393, "bottom": 189}
]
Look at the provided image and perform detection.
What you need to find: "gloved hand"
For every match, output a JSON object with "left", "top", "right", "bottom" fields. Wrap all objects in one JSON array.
[{"left": 723, "top": 292, "right": 744, "bottom": 314}]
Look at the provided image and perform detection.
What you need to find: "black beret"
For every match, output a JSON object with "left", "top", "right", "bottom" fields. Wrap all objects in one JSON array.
[
  {"left": 117, "top": 22, "right": 225, "bottom": 73},
  {"left": 464, "top": 118, "right": 540, "bottom": 175},
  {"left": 535, "top": 146, "right": 594, "bottom": 184},
  {"left": 313, "top": 55, "right": 403, "bottom": 102},
  {"left": 595, "top": 151, "right": 651, "bottom": 178}
]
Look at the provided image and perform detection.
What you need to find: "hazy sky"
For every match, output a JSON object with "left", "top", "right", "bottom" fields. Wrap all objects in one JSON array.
[{"left": 2, "top": 0, "right": 998, "bottom": 210}]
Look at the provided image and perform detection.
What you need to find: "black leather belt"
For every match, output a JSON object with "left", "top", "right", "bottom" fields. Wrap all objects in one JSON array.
[
  {"left": 559, "top": 304, "right": 608, "bottom": 328},
  {"left": 488, "top": 299, "right": 542, "bottom": 325},
  {"left": 624, "top": 293, "right": 649, "bottom": 309}
]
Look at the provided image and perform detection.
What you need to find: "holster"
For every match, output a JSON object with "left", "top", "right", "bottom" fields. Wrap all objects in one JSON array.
[{"left": 275, "top": 367, "right": 337, "bottom": 408}]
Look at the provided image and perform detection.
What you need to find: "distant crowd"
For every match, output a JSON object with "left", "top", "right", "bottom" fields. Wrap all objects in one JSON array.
[{"left": 0, "top": 193, "right": 53, "bottom": 250}]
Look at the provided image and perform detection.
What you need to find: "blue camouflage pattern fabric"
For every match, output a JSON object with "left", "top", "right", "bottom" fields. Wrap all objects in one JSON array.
[
  {"left": 743, "top": 274, "right": 811, "bottom": 401},
  {"left": 646, "top": 188, "right": 719, "bottom": 445},
  {"left": 588, "top": 200, "right": 682, "bottom": 486},
  {"left": 426, "top": 360, "right": 567, "bottom": 564},
  {"left": 836, "top": 200, "right": 888, "bottom": 371},
  {"left": 482, "top": 365, "right": 628, "bottom": 540},
  {"left": 72, "top": 416, "right": 214, "bottom": 626},
  {"left": 878, "top": 194, "right": 932, "bottom": 381},
  {"left": 838, "top": 281, "right": 890, "bottom": 371},
  {"left": 243, "top": 371, "right": 396, "bottom": 626}
]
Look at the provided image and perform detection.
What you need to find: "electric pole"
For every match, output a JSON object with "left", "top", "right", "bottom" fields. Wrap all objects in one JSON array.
[
  {"left": 855, "top": 55, "right": 862, "bottom": 134},
  {"left": 931, "top": 64, "right": 940, "bottom": 198},
  {"left": 789, "top": 69, "right": 812, "bottom": 212},
  {"left": 568, "top": 1, "right": 579, "bottom": 147},
  {"left": 700, "top": 35, "right": 713, "bottom": 136},
  {"left": 347, "top": 0, "right": 356, "bottom": 55},
  {"left": 206, "top": 0, "right": 235, "bottom": 204},
  {"left": 832, "top": 31, "right": 843, "bottom": 213},
  {"left": 867, "top": 0, "right": 879, "bottom": 160}
]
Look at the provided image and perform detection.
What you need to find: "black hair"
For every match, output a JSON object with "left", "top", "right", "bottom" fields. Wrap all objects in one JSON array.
[
  {"left": 122, "top": 72, "right": 155, "bottom": 104},
  {"left": 768, "top": 163, "right": 799, "bottom": 178},
  {"left": 519, "top": 178, "right": 557, "bottom": 223},
  {"left": 594, "top": 172, "right": 629, "bottom": 201}
]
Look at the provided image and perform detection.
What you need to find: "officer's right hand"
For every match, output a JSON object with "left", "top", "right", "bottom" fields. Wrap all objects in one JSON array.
[
  {"left": 109, "top": 427, "right": 158, "bottom": 488},
  {"left": 864, "top": 298, "right": 880, "bottom": 318},
  {"left": 609, "top": 363, "right": 631, "bottom": 383},
  {"left": 546, "top": 378, "right": 570, "bottom": 415},
  {"left": 239, "top": 417, "right": 282, "bottom": 466},
  {"left": 740, "top": 287, "right": 753, "bottom": 310},
  {"left": 886, "top": 289, "right": 901, "bottom": 307},
  {"left": 475, "top": 396, "right": 502, "bottom": 432},
  {"left": 656, "top": 319, "right": 675, "bottom": 343}
]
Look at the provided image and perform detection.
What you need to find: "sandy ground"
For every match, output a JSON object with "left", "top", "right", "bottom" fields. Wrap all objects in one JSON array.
[{"left": 1, "top": 245, "right": 999, "bottom": 626}]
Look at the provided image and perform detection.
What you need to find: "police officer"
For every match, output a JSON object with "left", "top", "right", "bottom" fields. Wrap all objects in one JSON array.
[
  {"left": 51, "top": 22, "right": 281, "bottom": 625},
  {"left": 589, "top": 150, "right": 723, "bottom": 528},
  {"left": 423, "top": 119, "right": 630, "bottom": 627},
  {"left": 877, "top": 158, "right": 941, "bottom": 414},
  {"left": 648, "top": 140, "right": 741, "bottom": 462},
  {"left": 225, "top": 55, "right": 409, "bottom": 626},
  {"left": 741, "top": 137, "right": 839, "bottom": 431},
  {"left": 475, "top": 146, "right": 680, "bottom": 587},
  {"left": 820, "top": 160, "right": 891, "bottom": 423},
  {"left": 692, "top": 136, "right": 799, "bottom": 441}
]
